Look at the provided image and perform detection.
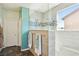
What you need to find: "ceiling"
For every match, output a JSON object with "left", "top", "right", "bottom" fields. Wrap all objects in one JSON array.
[{"left": 1, "top": 3, "right": 60, "bottom": 13}]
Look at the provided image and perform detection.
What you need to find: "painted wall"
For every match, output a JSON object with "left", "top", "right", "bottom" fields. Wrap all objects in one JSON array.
[
  {"left": 57, "top": 4, "right": 79, "bottom": 30},
  {"left": 64, "top": 9, "right": 79, "bottom": 31},
  {"left": 55, "top": 31, "right": 79, "bottom": 56}
]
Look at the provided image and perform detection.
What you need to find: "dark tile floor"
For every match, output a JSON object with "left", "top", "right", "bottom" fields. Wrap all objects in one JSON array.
[
  {"left": 21, "top": 50, "right": 34, "bottom": 56},
  {"left": 0, "top": 46, "right": 34, "bottom": 56}
]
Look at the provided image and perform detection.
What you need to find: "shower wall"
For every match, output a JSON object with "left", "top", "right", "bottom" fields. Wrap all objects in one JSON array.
[
  {"left": 48, "top": 31, "right": 55, "bottom": 56},
  {"left": 43, "top": 3, "right": 73, "bottom": 30},
  {"left": 43, "top": 3, "right": 73, "bottom": 56},
  {"left": 55, "top": 31, "right": 79, "bottom": 56},
  {"left": 29, "top": 10, "right": 45, "bottom": 30}
]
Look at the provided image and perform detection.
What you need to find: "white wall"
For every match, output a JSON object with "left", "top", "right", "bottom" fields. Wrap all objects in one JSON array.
[
  {"left": 55, "top": 31, "right": 79, "bottom": 56},
  {"left": 3, "top": 8, "right": 20, "bottom": 47}
]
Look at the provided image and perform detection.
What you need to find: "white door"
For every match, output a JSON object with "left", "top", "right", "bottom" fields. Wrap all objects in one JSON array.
[{"left": 3, "top": 10, "right": 19, "bottom": 47}]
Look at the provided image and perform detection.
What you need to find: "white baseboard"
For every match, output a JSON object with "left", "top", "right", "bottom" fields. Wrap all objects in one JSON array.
[{"left": 21, "top": 48, "right": 30, "bottom": 51}]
